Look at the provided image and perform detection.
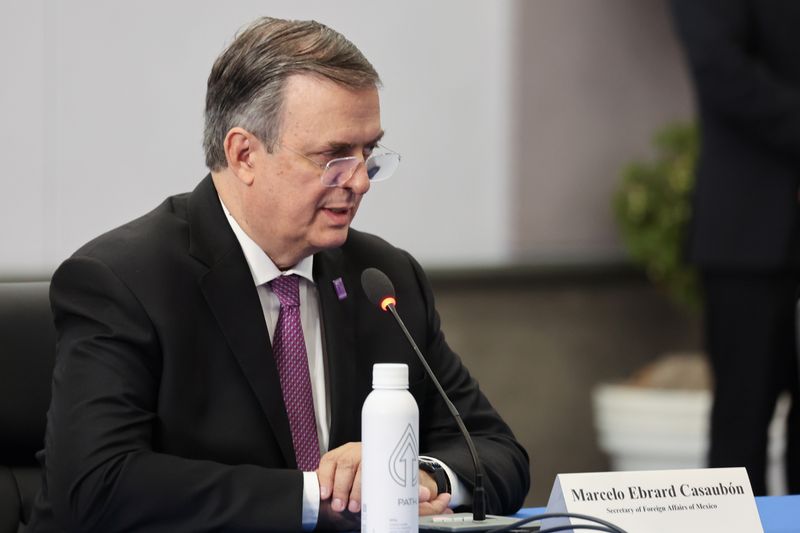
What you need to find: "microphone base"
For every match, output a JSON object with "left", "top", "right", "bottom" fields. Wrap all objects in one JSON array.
[{"left": 419, "top": 512, "right": 538, "bottom": 531}]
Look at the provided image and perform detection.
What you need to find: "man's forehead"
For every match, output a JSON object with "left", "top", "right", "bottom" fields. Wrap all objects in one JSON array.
[{"left": 280, "top": 74, "right": 382, "bottom": 147}]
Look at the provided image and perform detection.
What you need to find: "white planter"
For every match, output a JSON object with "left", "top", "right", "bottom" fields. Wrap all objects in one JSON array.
[
  {"left": 592, "top": 383, "right": 789, "bottom": 494},
  {"left": 593, "top": 384, "right": 711, "bottom": 471}
]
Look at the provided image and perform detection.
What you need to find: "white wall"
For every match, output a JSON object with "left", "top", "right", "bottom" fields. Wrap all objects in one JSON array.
[
  {"left": 1, "top": 0, "right": 694, "bottom": 279},
  {"left": 511, "top": 0, "right": 693, "bottom": 264},
  {"left": 0, "top": 0, "right": 513, "bottom": 277}
]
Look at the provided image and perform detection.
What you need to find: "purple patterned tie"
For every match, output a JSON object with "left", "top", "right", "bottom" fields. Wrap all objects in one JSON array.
[{"left": 269, "top": 275, "right": 321, "bottom": 471}]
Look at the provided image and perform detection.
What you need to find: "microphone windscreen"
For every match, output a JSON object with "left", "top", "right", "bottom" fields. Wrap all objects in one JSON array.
[{"left": 361, "top": 267, "right": 396, "bottom": 308}]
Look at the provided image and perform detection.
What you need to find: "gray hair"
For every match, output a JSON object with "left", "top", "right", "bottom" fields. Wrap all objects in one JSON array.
[{"left": 203, "top": 17, "right": 381, "bottom": 171}]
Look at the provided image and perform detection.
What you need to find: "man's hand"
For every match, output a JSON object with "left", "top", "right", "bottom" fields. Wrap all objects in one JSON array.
[
  {"left": 316, "top": 442, "right": 362, "bottom": 514},
  {"left": 316, "top": 444, "right": 454, "bottom": 528},
  {"left": 419, "top": 470, "right": 453, "bottom": 516}
]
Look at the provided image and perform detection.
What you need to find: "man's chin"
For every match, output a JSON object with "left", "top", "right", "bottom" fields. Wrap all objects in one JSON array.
[{"left": 313, "top": 226, "right": 351, "bottom": 251}]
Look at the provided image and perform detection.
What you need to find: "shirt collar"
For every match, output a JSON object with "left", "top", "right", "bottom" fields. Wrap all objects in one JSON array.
[{"left": 219, "top": 196, "right": 314, "bottom": 286}]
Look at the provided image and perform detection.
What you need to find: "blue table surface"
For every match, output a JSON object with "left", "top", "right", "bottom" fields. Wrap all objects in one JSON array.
[{"left": 516, "top": 494, "right": 800, "bottom": 532}]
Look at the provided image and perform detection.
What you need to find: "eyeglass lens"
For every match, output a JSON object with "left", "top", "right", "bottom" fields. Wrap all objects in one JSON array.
[{"left": 321, "top": 150, "right": 400, "bottom": 187}]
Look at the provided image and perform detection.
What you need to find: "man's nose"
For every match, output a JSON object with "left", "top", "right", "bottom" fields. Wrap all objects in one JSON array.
[{"left": 345, "top": 160, "right": 371, "bottom": 195}]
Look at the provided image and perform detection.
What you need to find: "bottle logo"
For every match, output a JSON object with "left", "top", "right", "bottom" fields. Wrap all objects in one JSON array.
[{"left": 388, "top": 424, "right": 418, "bottom": 487}]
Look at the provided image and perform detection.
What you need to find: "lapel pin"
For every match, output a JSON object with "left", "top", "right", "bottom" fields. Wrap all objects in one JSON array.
[{"left": 332, "top": 277, "right": 348, "bottom": 300}]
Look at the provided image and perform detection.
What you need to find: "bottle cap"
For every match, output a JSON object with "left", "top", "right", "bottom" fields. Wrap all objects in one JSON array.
[{"left": 372, "top": 363, "right": 409, "bottom": 389}]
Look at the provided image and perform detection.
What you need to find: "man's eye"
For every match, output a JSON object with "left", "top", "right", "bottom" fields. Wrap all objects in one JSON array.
[
  {"left": 363, "top": 145, "right": 377, "bottom": 157},
  {"left": 327, "top": 148, "right": 350, "bottom": 159}
]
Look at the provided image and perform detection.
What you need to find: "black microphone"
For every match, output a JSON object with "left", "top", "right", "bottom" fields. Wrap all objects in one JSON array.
[{"left": 360, "top": 267, "right": 488, "bottom": 523}]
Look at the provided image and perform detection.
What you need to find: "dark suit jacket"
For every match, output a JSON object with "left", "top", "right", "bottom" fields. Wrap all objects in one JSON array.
[
  {"left": 26, "top": 176, "right": 529, "bottom": 532},
  {"left": 671, "top": 0, "right": 800, "bottom": 269}
]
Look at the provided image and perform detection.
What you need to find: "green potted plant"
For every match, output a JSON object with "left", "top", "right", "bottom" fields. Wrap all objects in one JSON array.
[
  {"left": 613, "top": 122, "right": 700, "bottom": 313},
  {"left": 597, "top": 125, "right": 787, "bottom": 486},
  {"left": 594, "top": 122, "right": 712, "bottom": 472}
]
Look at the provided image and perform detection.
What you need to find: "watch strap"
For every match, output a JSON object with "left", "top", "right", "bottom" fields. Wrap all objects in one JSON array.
[{"left": 419, "top": 459, "right": 452, "bottom": 495}]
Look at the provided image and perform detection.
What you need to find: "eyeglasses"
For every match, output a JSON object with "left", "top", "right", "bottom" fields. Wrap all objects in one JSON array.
[{"left": 278, "top": 143, "right": 401, "bottom": 188}]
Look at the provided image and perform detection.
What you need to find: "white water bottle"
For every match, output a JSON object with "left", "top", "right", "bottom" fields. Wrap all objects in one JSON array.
[{"left": 361, "top": 363, "right": 419, "bottom": 533}]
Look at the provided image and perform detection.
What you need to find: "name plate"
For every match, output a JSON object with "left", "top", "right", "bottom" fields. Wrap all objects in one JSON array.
[{"left": 544, "top": 467, "right": 763, "bottom": 532}]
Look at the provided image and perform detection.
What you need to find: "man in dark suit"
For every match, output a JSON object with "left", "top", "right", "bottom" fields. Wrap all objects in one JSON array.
[
  {"left": 670, "top": 0, "right": 800, "bottom": 495},
  {"left": 26, "top": 17, "right": 529, "bottom": 532}
]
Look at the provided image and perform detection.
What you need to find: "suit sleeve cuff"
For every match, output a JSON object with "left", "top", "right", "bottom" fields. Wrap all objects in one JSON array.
[
  {"left": 419, "top": 455, "right": 472, "bottom": 508},
  {"left": 302, "top": 471, "right": 320, "bottom": 531}
]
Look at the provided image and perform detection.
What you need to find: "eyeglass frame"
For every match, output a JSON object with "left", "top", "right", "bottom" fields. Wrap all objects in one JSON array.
[{"left": 273, "top": 142, "right": 401, "bottom": 188}]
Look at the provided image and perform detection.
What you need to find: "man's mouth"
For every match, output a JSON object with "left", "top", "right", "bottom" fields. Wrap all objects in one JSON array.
[{"left": 321, "top": 205, "right": 353, "bottom": 225}]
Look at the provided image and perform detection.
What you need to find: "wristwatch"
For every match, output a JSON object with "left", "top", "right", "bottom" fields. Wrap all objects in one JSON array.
[{"left": 419, "top": 458, "right": 452, "bottom": 495}]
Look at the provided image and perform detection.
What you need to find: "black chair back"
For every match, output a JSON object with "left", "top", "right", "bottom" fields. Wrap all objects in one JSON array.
[{"left": 0, "top": 282, "right": 55, "bottom": 532}]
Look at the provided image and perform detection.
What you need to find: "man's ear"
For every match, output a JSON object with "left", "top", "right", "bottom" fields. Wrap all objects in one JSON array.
[{"left": 223, "top": 127, "right": 258, "bottom": 185}]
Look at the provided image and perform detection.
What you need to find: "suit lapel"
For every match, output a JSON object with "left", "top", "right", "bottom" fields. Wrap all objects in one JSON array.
[
  {"left": 314, "top": 248, "right": 359, "bottom": 448},
  {"left": 188, "top": 176, "right": 296, "bottom": 467}
]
